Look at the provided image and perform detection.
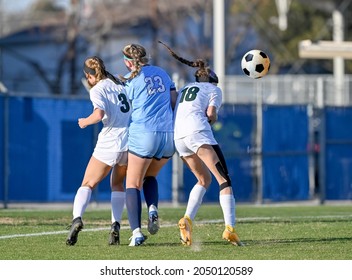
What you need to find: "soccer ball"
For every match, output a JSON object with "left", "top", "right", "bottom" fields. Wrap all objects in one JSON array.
[{"left": 241, "top": 50, "right": 270, "bottom": 79}]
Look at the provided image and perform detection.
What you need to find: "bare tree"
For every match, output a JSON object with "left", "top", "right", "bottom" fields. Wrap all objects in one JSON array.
[
  {"left": 5, "top": 0, "right": 343, "bottom": 94},
  {"left": 2, "top": 0, "right": 211, "bottom": 94}
]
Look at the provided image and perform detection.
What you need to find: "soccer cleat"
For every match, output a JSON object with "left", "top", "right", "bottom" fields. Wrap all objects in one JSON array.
[
  {"left": 222, "top": 225, "right": 244, "bottom": 246},
  {"left": 178, "top": 216, "right": 192, "bottom": 246},
  {"left": 66, "top": 217, "right": 83, "bottom": 246},
  {"left": 109, "top": 221, "right": 120, "bottom": 245},
  {"left": 128, "top": 230, "right": 147, "bottom": 246},
  {"left": 147, "top": 210, "right": 160, "bottom": 235}
]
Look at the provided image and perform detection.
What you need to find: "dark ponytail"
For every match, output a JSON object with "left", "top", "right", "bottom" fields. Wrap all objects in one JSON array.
[{"left": 158, "top": 41, "right": 217, "bottom": 83}]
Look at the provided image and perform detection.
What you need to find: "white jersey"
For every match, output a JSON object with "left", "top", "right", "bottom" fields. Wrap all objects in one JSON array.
[
  {"left": 90, "top": 78, "right": 131, "bottom": 153},
  {"left": 174, "top": 82, "right": 222, "bottom": 139}
]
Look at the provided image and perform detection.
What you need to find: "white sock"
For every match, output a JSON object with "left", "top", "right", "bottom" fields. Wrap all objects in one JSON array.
[
  {"left": 72, "top": 186, "right": 92, "bottom": 219},
  {"left": 132, "top": 227, "right": 141, "bottom": 235},
  {"left": 185, "top": 184, "right": 206, "bottom": 221},
  {"left": 111, "top": 191, "right": 125, "bottom": 224},
  {"left": 149, "top": 204, "right": 158, "bottom": 213},
  {"left": 219, "top": 193, "right": 235, "bottom": 227}
]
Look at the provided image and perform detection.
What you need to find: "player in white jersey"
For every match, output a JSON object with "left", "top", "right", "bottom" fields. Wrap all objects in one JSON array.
[
  {"left": 160, "top": 41, "right": 243, "bottom": 246},
  {"left": 66, "top": 56, "right": 131, "bottom": 246}
]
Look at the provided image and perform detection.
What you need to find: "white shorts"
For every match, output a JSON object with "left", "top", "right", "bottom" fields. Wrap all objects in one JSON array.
[
  {"left": 92, "top": 129, "right": 128, "bottom": 166},
  {"left": 174, "top": 130, "right": 218, "bottom": 157},
  {"left": 93, "top": 149, "right": 128, "bottom": 167}
]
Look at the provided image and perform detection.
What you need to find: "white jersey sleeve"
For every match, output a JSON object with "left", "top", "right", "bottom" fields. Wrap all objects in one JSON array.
[{"left": 208, "top": 85, "right": 222, "bottom": 112}]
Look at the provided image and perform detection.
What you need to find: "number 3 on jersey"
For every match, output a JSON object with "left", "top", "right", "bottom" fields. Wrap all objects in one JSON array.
[
  {"left": 118, "top": 93, "right": 130, "bottom": 113},
  {"left": 179, "top": 86, "right": 199, "bottom": 103}
]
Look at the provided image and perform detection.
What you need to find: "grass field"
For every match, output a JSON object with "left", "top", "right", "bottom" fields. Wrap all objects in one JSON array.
[{"left": 0, "top": 203, "right": 351, "bottom": 260}]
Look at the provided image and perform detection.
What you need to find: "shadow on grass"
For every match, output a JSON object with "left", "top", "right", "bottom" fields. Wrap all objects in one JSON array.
[
  {"left": 138, "top": 236, "right": 352, "bottom": 248},
  {"left": 245, "top": 236, "right": 352, "bottom": 245}
]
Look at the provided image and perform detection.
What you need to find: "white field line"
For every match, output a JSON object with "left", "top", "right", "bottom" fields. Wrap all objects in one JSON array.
[{"left": 0, "top": 215, "right": 351, "bottom": 240}]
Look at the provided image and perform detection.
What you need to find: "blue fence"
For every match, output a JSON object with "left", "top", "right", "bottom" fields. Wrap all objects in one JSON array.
[
  {"left": 0, "top": 97, "right": 3, "bottom": 201},
  {"left": 262, "top": 105, "right": 310, "bottom": 201},
  {"left": 0, "top": 95, "right": 173, "bottom": 203},
  {"left": 1, "top": 95, "right": 352, "bottom": 203},
  {"left": 325, "top": 107, "right": 352, "bottom": 200}
]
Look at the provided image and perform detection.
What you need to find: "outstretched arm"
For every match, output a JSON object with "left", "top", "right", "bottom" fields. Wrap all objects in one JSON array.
[{"left": 78, "top": 108, "right": 104, "bottom": 129}]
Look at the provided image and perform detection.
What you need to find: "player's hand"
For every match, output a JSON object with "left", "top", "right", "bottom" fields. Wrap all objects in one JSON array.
[
  {"left": 78, "top": 118, "right": 87, "bottom": 129},
  {"left": 207, "top": 116, "right": 217, "bottom": 125}
]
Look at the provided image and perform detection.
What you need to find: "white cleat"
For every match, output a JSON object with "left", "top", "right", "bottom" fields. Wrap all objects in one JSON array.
[{"left": 128, "top": 230, "right": 147, "bottom": 246}]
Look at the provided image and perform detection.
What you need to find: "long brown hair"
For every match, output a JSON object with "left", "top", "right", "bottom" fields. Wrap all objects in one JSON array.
[
  {"left": 158, "top": 41, "right": 216, "bottom": 83},
  {"left": 121, "top": 44, "right": 149, "bottom": 81},
  {"left": 84, "top": 56, "right": 122, "bottom": 85}
]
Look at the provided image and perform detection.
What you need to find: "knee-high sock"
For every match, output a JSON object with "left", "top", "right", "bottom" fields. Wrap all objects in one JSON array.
[
  {"left": 185, "top": 184, "right": 206, "bottom": 221},
  {"left": 72, "top": 186, "right": 92, "bottom": 219},
  {"left": 126, "top": 188, "right": 142, "bottom": 231},
  {"left": 219, "top": 193, "right": 235, "bottom": 227},
  {"left": 111, "top": 191, "right": 125, "bottom": 224},
  {"left": 143, "top": 176, "right": 158, "bottom": 209}
]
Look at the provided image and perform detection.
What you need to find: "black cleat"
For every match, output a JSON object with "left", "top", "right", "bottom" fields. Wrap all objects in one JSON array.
[
  {"left": 66, "top": 217, "right": 83, "bottom": 246},
  {"left": 147, "top": 211, "right": 160, "bottom": 235},
  {"left": 109, "top": 221, "right": 120, "bottom": 245}
]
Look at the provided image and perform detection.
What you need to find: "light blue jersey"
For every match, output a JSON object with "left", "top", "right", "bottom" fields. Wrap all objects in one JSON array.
[
  {"left": 124, "top": 65, "right": 176, "bottom": 134},
  {"left": 123, "top": 64, "right": 176, "bottom": 158}
]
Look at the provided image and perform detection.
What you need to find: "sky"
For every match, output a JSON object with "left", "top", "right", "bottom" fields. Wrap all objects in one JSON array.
[{"left": 2, "top": 0, "right": 69, "bottom": 12}]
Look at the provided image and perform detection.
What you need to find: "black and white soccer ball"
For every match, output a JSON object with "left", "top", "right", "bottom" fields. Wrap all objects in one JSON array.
[{"left": 241, "top": 50, "right": 270, "bottom": 79}]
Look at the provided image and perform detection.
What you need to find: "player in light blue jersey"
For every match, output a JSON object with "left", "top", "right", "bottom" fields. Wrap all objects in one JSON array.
[
  {"left": 66, "top": 56, "right": 131, "bottom": 246},
  {"left": 160, "top": 41, "right": 243, "bottom": 247},
  {"left": 120, "top": 44, "right": 177, "bottom": 246}
]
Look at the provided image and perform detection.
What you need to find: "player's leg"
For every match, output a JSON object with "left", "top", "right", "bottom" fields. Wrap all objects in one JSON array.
[
  {"left": 66, "top": 156, "right": 112, "bottom": 246},
  {"left": 142, "top": 175, "right": 159, "bottom": 234},
  {"left": 212, "top": 144, "right": 233, "bottom": 189},
  {"left": 76, "top": 156, "right": 112, "bottom": 217},
  {"left": 196, "top": 145, "right": 243, "bottom": 246},
  {"left": 178, "top": 154, "right": 211, "bottom": 245},
  {"left": 125, "top": 153, "right": 152, "bottom": 246},
  {"left": 143, "top": 132, "right": 174, "bottom": 235},
  {"left": 182, "top": 154, "right": 211, "bottom": 220},
  {"left": 109, "top": 163, "right": 127, "bottom": 245},
  {"left": 143, "top": 157, "right": 170, "bottom": 234}
]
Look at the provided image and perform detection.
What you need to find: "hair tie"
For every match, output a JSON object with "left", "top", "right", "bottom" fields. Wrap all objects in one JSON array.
[
  {"left": 84, "top": 65, "right": 96, "bottom": 75},
  {"left": 123, "top": 54, "right": 133, "bottom": 61}
]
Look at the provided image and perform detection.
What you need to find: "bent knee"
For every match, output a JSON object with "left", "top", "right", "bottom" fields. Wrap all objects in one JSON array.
[
  {"left": 197, "top": 174, "right": 212, "bottom": 188},
  {"left": 81, "top": 180, "right": 98, "bottom": 189}
]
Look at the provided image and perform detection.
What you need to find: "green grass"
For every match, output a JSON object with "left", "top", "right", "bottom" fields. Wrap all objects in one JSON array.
[{"left": 0, "top": 204, "right": 351, "bottom": 260}]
